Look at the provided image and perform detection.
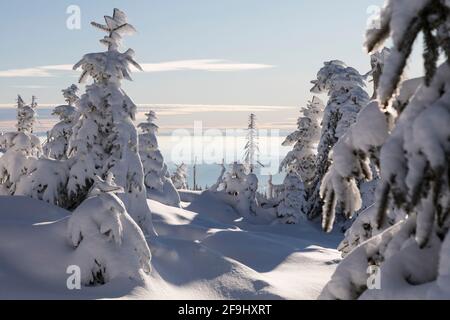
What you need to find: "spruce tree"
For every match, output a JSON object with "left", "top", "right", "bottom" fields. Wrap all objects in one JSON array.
[
  {"left": 321, "top": 0, "right": 450, "bottom": 299},
  {"left": 44, "top": 85, "right": 79, "bottom": 160},
  {"left": 138, "top": 111, "right": 180, "bottom": 206},
  {"left": 67, "top": 9, "right": 154, "bottom": 235},
  {"left": 308, "top": 61, "right": 369, "bottom": 220}
]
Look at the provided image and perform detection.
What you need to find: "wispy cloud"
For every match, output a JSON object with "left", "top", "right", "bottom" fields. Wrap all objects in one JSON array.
[
  {"left": 9, "top": 85, "right": 54, "bottom": 89},
  {"left": 0, "top": 65, "right": 73, "bottom": 78},
  {"left": 135, "top": 104, "right": 293, "bottom": 116},
  {"left": 0, "top": 104, "right": 295, "bottom": 133},
  {"left": 139, "top": 60, "right": 274, "bottom": 73},
  {"left": 0, "top": 60, "right": 274, "bottom": 78}
]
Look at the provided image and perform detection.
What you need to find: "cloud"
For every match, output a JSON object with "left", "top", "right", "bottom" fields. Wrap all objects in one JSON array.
[
  {"left": 138, "top": 60, "right": 274, "bottom": 73},
  {"left": 9, "top": 85, "right": 54, "bottom": 89},
  {"left": 134, "top": 104, "right": 294, "bottom": 116},
  {"left": 0, "top": 104, "right": 294, "bottom": 132},
  {"left": 0, "top": 60, "right": 274, "bottom": 78},
  {"left": 0, "top": 65, "right": 73, "bottom": 78}
]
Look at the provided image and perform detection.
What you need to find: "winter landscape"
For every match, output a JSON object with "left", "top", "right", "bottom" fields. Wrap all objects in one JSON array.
[{"left": 0, "top": 0, "right": 449, "bottom": 301}]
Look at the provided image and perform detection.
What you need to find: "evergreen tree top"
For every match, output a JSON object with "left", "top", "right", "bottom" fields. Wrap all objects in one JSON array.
[
  {"left": 138, "top": 111, "right": 159, "bottom": 133},
  {"left": 62, "top": 84, "right": 79, "bottom": 106},
  {"left": 17, "top": 95, "right": 25, "bottom": 107},
  {"left": 91, "top": 8, "right": 137, "bottom": 51},
  {"left": 73, "top": 8, "right": 143, "bottom": 84},
  {"left": 310, "top": 60, "right": 366, "bottom": 95}
]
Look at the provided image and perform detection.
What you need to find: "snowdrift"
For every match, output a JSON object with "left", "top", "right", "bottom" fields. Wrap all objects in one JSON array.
[{"left": 0, "top": 194, "right": 342, "bottom": 299}]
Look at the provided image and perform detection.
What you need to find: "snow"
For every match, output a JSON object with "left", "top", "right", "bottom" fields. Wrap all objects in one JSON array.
[{"left": 0, "top": 193, "right": 342, "bottom": 299}]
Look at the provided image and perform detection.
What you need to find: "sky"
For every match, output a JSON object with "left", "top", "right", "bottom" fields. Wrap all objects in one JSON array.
[{"left": 0, "top": 0, "right": 423, "bottom": 132}]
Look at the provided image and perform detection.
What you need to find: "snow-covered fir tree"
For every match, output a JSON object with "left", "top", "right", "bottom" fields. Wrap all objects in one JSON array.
[
  {"left": 0, "top": 132, "right": 42, "bottom": 196},
  {"left": 138, "top": 110, "right": 180, "bottom": 207},
  {"left": 67, "top": 174, "right": 151, "bottom": 286},
  {"left": 211, "top": 162, "right": 259, "bottom": 218},
  {"left": 276, "top": 168, "right": 307, "bottom": 224},
  {"left": 171, "top": 163, "right": 188, "bottom": 190},
  {"left": 16, "top": 95, "right": 37, "bottom": 134},
  {"left": 0, "top": 96, "right": 42, "bottom": 196},
  {"left": 319, "top": 48, "right": 392, "bottom": 232},
  {"left": 43, "top": 85, "right": 79, "bottom": 160},
  {"left": 243, "top": 113, "right": 259, "bottom": 173},
  {"left": 321, "top": 0, "right": 450, "bottom": 300},
  {"left": 66, "top": 9, "right": 154, "bottom": 235},
  {"left": 307, "top": 61, "right": 370, "bottom": 221},
  {"left": 279, "top": 96, "right": 324, "bottom": 187}
]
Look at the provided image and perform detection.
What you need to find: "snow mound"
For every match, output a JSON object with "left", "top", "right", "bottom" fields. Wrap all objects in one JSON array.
[{"left": 0, "top": 194, "right": 342, "bottom": 299}]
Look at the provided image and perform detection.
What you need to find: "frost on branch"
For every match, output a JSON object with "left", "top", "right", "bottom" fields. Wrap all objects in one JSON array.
[
  {"left": 67, "top": 175, "right": 151, "bottom": 286},
  {"left": 138, "top": 111, "right": 180, "bottom": 207}
]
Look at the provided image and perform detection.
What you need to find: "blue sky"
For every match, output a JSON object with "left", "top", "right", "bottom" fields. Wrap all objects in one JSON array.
[{"left": 0, "top": 0, "right": 422, "bottom": 130}]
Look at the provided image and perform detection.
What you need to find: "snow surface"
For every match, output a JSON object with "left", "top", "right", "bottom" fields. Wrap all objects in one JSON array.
[{"left": 0, "top": 193, "right": 342, "bottom": 300}]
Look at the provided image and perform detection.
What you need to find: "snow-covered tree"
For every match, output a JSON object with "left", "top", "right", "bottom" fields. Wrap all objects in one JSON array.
[
  {"left": 279, "top": 96, "right": 324, "bottom": 187},
  {"left": 43, "top": 85, "right": 79, "bottom": 160},
  {"left": 212, "top": 162, "right": 259, "bottom": 218},
  {"left": 14, "top": 158, "right": 69, "bottom": 206},
  {"left": 66, "top": 9, "right": 154, "bottom": 235},
  {"left": 243, "top": 113, "right": 259, "bottom": 173},
  {"left": 16, "top": 95, "right": 37, "bottom": 134},
  {"left": 0, "top": 97, "right": 42, "bottom": 196},
  {"left": 321, "top": 0, "right": 450, "bottom": 300},
  {"left": 307, "top": 61, "right": 370, "bottom": 221},
  {"left": 171, "top": 163, "right": 188, "bottom": 190},
  {"left": 276, "top": 170, "right": 307, "bottom": 224},
  {"left": 0, "top": 133, "right": 39, "bottom": 195},
  {"left": 138, "top": 111, "right": 180, "bottom": 207},
  {"left": 209, "top": 161, "right": 226, "bottom": 192},
  {"left": 318, "top": 48, "right": 394, "bottom": 232},
  {"left": 67, "top": 174, "right": 151, "bottom": 286}
]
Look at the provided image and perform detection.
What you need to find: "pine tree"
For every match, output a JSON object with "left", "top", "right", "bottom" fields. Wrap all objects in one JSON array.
[
  {"left": 321, "top": 0, "right": 450, "bottom": 300},
  {"left": 138, "top": 110, "right": 180, "bottom": 206},
  {"left": 214, "top": 162, "right": 259, "bottom": 217},
  {"left": 66, "top": 9, "right": 154, "bottom": 235},
  {"left": 307, "top": 61, "right": 370, "bottom": 221},
  {"left": 276, "top": 169, "right": 307, "bottom": 224},
  {"left": 319, "top": 48, "right": 392, "bottom": 232},
  {"left": 0, "top": 96, "right": 42, "bottom": 195},
  {"left": 44, "top": 85, "right": 79, "bottom": 160},
  {"left": 16, "top": 95, "right": 36, "bottom": 134},
  {"left": 67, "top": 174, "right": 151, "bottom": 286},
  {"left": 279, "top": 96, "right": 324, "bottom": 187},
  {"left": 243, "top": 113, "right": 259, "bottom": 173},
  {"left": 171, "top": 163, "right": 188, "bottom": 190}
]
